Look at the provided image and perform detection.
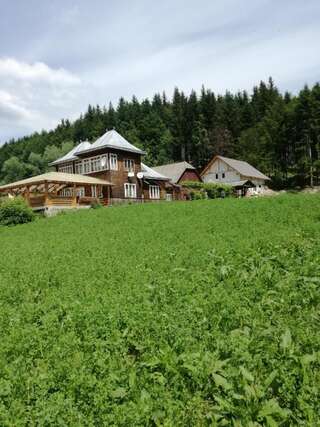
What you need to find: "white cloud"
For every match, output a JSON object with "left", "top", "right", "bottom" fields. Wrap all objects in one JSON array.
[
  {"left": 0, "top": 90, "right": 34, "bottom": 121},
  {"left": 0, "top": 58, "right": 80, "bottom": 85},
  {"left": 0, "top": 58, "right": 84, "bottom": 143}
]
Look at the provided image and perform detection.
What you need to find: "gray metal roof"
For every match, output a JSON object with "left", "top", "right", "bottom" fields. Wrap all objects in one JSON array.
[
  {"left": 216, "top": 156, "right": 270, "bottom": 180},
  {"left": 141, "top": 163, "right": 169, "bottom": 181},
  {"left": 50, "top": 141, "right": 91, "bottom": 166},
  {"left": 152, "top": 161, "right": 196, "bottom": 184},
  {"left": 82, "top": 129, "right": 145, "bottom": 155}
]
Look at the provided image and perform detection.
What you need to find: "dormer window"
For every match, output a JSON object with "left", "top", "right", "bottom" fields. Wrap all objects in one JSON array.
[
  {"left": 109, "top": 153, "right": 118, "bottom": 170},
  {"left": 124, "top": 159, "right": 134, "bottom": 172}
]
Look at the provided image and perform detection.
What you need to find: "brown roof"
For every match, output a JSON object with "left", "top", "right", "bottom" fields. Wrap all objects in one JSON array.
[
  {"left": 0, "top": 172, "right": 113, "bottom": 192},
  {"left": 152, "top": 161, "right": 197, "bottom": 184}
]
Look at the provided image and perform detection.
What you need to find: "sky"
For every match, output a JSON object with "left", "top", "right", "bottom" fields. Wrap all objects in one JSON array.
[{"left": 0, "top": 0, "right": 319, "bottom": 144}]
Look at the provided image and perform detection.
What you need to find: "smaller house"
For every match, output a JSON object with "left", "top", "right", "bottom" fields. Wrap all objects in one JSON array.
[
  {"left": 152, "top": 161, "right": 202, "bottom": 185},
  {"left": 201, "top": 155, "right": 270, "bottom": 196},
  {"left": 0, "top": 172, "right": 113, "bottom": 215}
]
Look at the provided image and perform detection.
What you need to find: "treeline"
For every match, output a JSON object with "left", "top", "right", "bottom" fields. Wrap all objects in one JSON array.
[{"left": 0, "top": 78, "right": 319, "bottom": 187}]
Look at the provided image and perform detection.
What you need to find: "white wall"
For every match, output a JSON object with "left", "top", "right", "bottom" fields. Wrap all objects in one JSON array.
[
  {"left": 202, "top": 158, "right": 240, "bottom": 183},
  {"left": 202, "top": 158, "right": 268, "bottom": 193}
]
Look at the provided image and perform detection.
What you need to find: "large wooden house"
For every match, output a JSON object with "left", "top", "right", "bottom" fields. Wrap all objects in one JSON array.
[
  {"left": 0, "top": 130, "right": 180, "bottom": 212},
  {"left": 50, "top": 129, "right": 178, "bottom": 203}
]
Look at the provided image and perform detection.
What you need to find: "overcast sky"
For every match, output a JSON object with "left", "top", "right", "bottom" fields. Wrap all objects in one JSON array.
[{"left": 0, "top": 0, "right": 319, "bottom": 144}]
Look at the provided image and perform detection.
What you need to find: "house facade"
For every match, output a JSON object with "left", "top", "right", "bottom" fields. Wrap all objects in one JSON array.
[
  {"left": 201, "top": 155, "right": 270, "bottom": 196},
  {"left": 50, "top": 130, "right": 177, "bottom": 204}
]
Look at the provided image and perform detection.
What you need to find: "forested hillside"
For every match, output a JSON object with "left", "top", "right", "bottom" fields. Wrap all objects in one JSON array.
[{"left": 0, "top": 78, "right": 319, "bottom": 187}]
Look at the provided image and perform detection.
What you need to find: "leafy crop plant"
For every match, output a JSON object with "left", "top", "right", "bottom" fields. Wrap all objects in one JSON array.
[{"left": 0, "top": 194, "right": 319, "bottom": 425}]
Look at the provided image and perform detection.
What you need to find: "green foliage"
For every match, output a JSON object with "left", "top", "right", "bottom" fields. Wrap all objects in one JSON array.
[
  {"left": 183, "top": 181, "right": 233, "bottom": 198},
  {"left": 0, "top": 195, "right": 319, "bottom": 424},
  {"left": 90, "top": 199, "right": 103, "bottom": 209},
  {"left": 0, "top": 197, "right": 35, "bottom": 226},
  {"left": 1, "top": 79, "right": 320, "bottom": 187}
]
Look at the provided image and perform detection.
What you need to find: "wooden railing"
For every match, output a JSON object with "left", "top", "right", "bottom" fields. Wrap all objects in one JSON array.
[
  {"left": 27, "top": 195, "right": 107, "bottom": 209},
  {"left": 29, "top": 195, "right": 46, "bottom": 208},
  {"left": 46, "top": 196, "right": 75, "bottom": 206}
]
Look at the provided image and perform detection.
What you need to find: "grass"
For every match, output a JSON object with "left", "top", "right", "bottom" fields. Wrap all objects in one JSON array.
[{"left": 0, "top": 195, "right": 319, "bottom": 426}]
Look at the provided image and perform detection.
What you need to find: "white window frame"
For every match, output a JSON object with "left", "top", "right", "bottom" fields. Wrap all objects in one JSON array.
[
  {"left": 60, "top": 187, "right": 73, "bottom": 197},
  {"left": 58, "top": 163, "right": 73, "bottom": 174},
  {"left": 77, "top": 187, "right": 85, "bottom": 197},
  {"left": 83, "top": 159, "right": 91, "bottom": 174},
  {"left": 124, "top": 183, "right": 136, "bottom": 198},
  {"left": 75, "top": 161, "right": 83, "bottom": 174},
  {"left": 91, "top": 186, "right": 97, "bottom": 198},
  {"left": 76, "top": 155, "right": 109, "bottom": 175},
  {"left": 109, "top": 153, "right": 118, "bottom": 170},
  {"left": 149, "top": 185, "right": 160, "bottom": 199},
  {"left": 124, "top": 159, "right": 134, "bottom": 172}
]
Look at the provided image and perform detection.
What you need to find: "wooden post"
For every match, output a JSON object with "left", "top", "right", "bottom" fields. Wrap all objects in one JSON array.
[
  {"left": 107, "top": 185, "right": 110, "bottom": 205},
  {"left": 25, "top": 186, "right": 30, "bottom": 206},
  {"left": 44, "top": 181, "right": 49, "bottom": 206},
  {"left": 72, "top": 183, "right": 77, "bottom": 206}
]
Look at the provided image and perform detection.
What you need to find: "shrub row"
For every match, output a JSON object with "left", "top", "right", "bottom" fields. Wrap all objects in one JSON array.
[{"left": 182, "top": 181, "right": 234, "bottom": 200}]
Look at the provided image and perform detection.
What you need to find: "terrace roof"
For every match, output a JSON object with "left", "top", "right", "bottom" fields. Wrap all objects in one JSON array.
[{"left": 0, "top": 172, "right": 113, "bottom": 192}]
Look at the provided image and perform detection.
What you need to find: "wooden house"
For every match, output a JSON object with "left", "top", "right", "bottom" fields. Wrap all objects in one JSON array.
[
  {"left": 49, "top": 129, "right": 179, "bottom": 204},
  {"left": 201, "top": 155, "right": 270, "bottom": 196},
  {"left": 152, "top": 161, "right": 202, "bottom": 185},
  {"left": 0, "top": 130, "right": 180, "bottom": 212}
]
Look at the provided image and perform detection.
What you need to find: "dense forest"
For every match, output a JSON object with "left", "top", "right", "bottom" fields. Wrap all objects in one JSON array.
[{"left": 0, "top": 78, "right": 319, "bottom": 187}]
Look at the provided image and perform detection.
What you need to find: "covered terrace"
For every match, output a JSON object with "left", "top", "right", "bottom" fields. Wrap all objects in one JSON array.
[{"left": 0, "top": 172, "right": 113, "bottom": 212}]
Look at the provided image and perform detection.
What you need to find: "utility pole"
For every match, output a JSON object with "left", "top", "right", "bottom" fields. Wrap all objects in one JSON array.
[{"left": 307, "top": 136, "right": 314, "bottom": 187}]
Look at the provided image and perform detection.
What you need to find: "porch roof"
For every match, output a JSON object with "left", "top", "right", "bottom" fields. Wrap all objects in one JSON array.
[
  {"left": 0, "top": 172, "right": 113, "bottom": 192},
  {"left": 230, "top": 180, "right": 255, "bottom": 188}
]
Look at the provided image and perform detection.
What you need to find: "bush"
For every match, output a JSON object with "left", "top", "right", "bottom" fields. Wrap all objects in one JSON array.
[
  {"left": 0, "top": 197, "right": 35, "bottom": 226},
  {"left": 90, "top": 200, "right": 103, "bottom": 209},
  {"left": 182, "top": 181, "right": 233, "bottom": 199},
  {"left": 189, "top": 190, "right": 206, "bottom": 200}
]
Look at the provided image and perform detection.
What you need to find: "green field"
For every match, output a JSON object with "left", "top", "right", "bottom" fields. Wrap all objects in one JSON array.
[{"left": 0, "top": 195, "right": 319, "bottom": 426}]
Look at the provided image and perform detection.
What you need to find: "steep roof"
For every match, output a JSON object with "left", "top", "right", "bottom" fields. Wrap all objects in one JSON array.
[
  {"left": 141, "top": 163, "right": 169, "bottom": 181},
  {"left": 0, "top": 172, "right": 113, "bottom": 192},
  {"left": 202, "top": 155, "right": 270, "bottom": 180},
  {"left": 50, "top": 141, "right": 92, "bottom": 166},
  {"left": 152, "top": 161, "right": 196, "bottom": 184},
  {"left": 82, "top": 129, "right": 145, "bottom": 155}
]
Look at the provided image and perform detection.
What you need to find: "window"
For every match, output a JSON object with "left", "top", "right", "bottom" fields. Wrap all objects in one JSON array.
[
  {"left": 83, "top": 159, "right": 91, "bottom": 174},
  {"left": 91, "top": 186, "right": 97, "bottom": 198},
  {"left": 222, "top": 172, "right": 225, "bottom": 179},
  {"left": 124, "top": 183, "right": 136, "bottom": 198},
  {"left": 75, "top": 161, "right": 83, "bottom": 174},
  {"left": 124, "top": 159, "right": 134, "bottom": 172},
  {"left": 76, "top": 155, "right": 109, "bottom": 174},
  {"left": 215, "top": 173, "right": 218, "bottom": 179},
  {"left": 149, "top": 185, "right": 160, "bottom": 199},
  {"left": 90, "top": 156, "right": 102, "bottom": 172},
  {"left": 60, "top": 187, "right": 73, "bottom": 197},
  {"left": 59, "top": 164, "right": 73, "bottom": 174},
  {"left": 77, "top": 187, "right": 85, "bottom": 197},
  {"left": 100, "top": 155, "right": 108, "bottom": 170},
  {"left": 166, "top": 193, "right": 173, "bottom": 201},
  {"left": 109, "top": 153, "right": 118, "bottom": 170}
]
